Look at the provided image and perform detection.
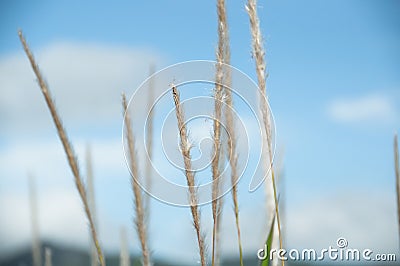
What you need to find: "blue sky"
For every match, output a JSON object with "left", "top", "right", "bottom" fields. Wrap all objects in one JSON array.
[{"left": 1, "top": 0, "right": 400, "bottom": 264}]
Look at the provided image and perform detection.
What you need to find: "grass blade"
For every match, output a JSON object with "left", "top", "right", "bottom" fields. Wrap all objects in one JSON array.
[{"left": 261, "top": 215, "right": 275, "bottom": 266}]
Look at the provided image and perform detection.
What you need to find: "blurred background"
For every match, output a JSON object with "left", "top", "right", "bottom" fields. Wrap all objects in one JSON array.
[{"left": 0, "top": 0, "right": 399, "bottom": 265}]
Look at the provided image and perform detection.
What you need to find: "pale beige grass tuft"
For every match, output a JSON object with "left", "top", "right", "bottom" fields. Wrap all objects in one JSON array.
[
  {"left": 215, "top": 0, "right": 244, "bottom": 265},
  {"left": 212, "top": 23, "right": 225, "bottom": 266},
  {"left": 144, "top": 65, "right": 155, "bottom": 215},
  {"left": 19, "top": 30, "right": 105, "bottom": 266},
  {"left": 171, "top": 86, "right": 206, "bottom": 266},
  {"left": 122, "top": 93, "right": 151, "bottom": 266},
  {"left": 245, "top": 1, "right": 284, "bottom": 265}
]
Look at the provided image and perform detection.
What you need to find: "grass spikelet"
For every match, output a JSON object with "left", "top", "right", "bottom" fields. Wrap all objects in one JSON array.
[
  {"left": 18, "top": 30, "right": 105, "bottom": 266},
  {"left": 215, "top": 0, "right": 244, "bottom": 264},
  {"left": 171, "top": 85, "right": 206, "bottom": 266},
  {"left": 245, "top": 1, "right": 284, "bottom": 265},
  {"left": 122, "top": 93, "right": 151, "bottom": 266},
  {"left": 212, "top": 25, "right": 224, "bottom": 266}
]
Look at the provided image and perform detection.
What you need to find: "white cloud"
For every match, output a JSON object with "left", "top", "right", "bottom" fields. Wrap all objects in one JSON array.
[
  {"left": 327, "top": 94, "right": 397, "bottom": 124},
  {"left": 0, "top": 189, "right": 88, "bottom": 255},
  {"left": 285, "top": 190, "right": 398, "bottom": 255},
  {"left": 0, "top": 42, "right": 164, "bottom": 136},
  {"left": 0, "top": 138, "right": 126, "bottom": 188},
  {"left": 152, "top": 189, "right": 398, "bottom": 263}
]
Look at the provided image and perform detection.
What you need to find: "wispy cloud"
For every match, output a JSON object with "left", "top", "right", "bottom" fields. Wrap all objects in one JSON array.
[
  {"left": 0, "top": 42, "right": 164, "bottom": 137},
  {"left": 0, "top": 189, "right": 88, "bottom": 255},
  {"left": 327, "top": 94, "right": 397, "bottom": 124},
  {"left": 286, "top": 190, "right": 398, "bottom": 253}
]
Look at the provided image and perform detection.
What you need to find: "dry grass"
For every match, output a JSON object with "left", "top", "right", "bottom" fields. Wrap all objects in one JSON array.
[
  {"left": 44, "top": 247, "right": 52, "bottom": 266},
  {"left": 245, "top": 1, "right": 284, "bottom": 265},
  {"left": 211, "top": 66, "right": 223, "bottom": 266},
  {"left": 122, "top": 93, "right": 151, "bottom": 266},
  {"left": 246, "top": 0, "right": 273, "bottom": 156},
  {"left": 395, "top": 133, "right": 400, "bottom": 247},
  {"left": 18, "top": 1, "right": 289, "bottom": 263},
  {"left": 215, "top": 0, "right": 244, "bottom": 265},
  {"left": 28, "top": 174, "right": 41, "bottom": 266},
  {"left": 86, "top": 146, "right": 99, "bottom": 266},
  {"left": 171, "top": 85, "right": 206, "bottom": 266},
  {"left": 18, "top": 30, "right": 106, "bottom": 266},
  {"left": 211, "top": 12, "right": 225, "bottom": 266},
  {"left": 119, "top": 227, "right": 130, "bottom": 266},
  {"left": 144, "top": 66, "right": 155, "bottom": 216}
]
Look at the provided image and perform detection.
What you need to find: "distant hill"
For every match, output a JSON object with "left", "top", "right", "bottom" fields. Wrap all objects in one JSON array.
[{"left": 0, "top": 242, "right": 187, "bottom": 266}]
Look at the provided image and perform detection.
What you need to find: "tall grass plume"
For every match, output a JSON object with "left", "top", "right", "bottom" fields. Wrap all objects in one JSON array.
[
  {"left": 215, "top": 0, "right": 244, "bottom": 264},
  {"left": 171, "top": 85, "right": 206, "bottom": 266},
  {"left": 245, "top": 1, "right": 284, "bottom": 265},
  {"left": 19, "top": 30, "right": 105, "bottom": 266},
  {"left": 144, "top": 65, "right": 155, "bottom": 217},
  {"left": 122, "top": 93, "right": 151, "bottom": 266},
  {"left": 212, "top": 21, "right": 225, "bottom": 266}
]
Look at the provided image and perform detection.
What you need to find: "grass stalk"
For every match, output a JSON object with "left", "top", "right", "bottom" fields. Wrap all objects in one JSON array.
[
  {"left": 44, "top": 247, "right": 52, "bottom": 266},
  {"left": 171, "top": 86, "right": 206, "bottom": 266},
  {"left": 144, "top": 65, "right": 155, "bottom": 215},
  {"left": 245, "top": 2, "right": 284, "bottom": 265},
  {"left": 211, "top": 70, "right": 223, "bottom": 266},
  {"left": 18, "top": 30, "right": 105, "bottom": 266},
  {"left": 122, "top": 93, "right": 151, "bottom": 266},
  {"left": 211, "top": 25, "right": 225, "bottom": 266},
  {"left": 86, "top": 146, "right": 99, "bottom": 266},
  {"left": 28, "top": 174, "right": 41, "bottom": 266},
  {"left": 120, "top": 227, "right": 130, "bottom": 266},
  {"left": 395, "top": 133, "right": 400, "bottom": 248},
  {"left": 215, "top": 0, "right": 244, "bottom": 264}
]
